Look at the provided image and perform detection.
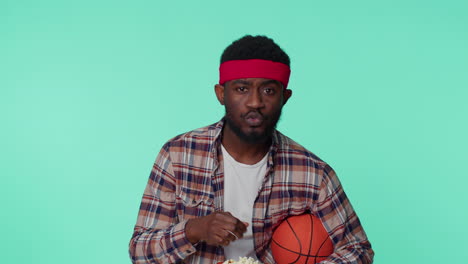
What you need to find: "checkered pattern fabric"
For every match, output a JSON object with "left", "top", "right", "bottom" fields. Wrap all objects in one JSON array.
[{"left": 129, "top": 120, "right": 374, "bottom": 264}]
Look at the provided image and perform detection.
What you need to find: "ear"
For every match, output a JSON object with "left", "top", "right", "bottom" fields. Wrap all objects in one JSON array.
[
  {"left": 214, "top": 84, "right": 225, "bottom": 105},
  {"left": 282, "top": 89, "right": 292, "bottom": 105}
]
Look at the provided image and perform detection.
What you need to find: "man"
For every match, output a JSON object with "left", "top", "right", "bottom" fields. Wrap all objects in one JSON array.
[{"left": 129, "top": 35, "right": 374, "bottom": 264}]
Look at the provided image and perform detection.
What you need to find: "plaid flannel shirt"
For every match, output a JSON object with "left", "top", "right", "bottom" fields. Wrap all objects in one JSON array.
[{"left": 129, "top": 120, "right": 374, "bottom": 264}]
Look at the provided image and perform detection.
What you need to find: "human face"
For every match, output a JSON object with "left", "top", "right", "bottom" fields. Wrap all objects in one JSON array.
[{"left": 215, "top": 78, "right": 292, "bottom": 144}]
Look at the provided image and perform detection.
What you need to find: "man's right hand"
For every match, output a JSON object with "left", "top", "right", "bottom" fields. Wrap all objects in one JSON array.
[{"left": 185, "top": 211, "right": 248, "bottom": 247}]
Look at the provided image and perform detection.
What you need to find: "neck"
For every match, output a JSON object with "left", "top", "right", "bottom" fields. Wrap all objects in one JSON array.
[{"left": 221, "top": 124, "right": 272, "bottom": 165}]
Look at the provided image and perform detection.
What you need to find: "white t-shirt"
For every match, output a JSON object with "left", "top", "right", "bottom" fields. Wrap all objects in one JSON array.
[{"left": 221, "top": 145, "right": 268, "bottom": 260}]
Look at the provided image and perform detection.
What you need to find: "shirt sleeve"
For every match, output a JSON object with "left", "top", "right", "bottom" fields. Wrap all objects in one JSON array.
[
  {"left": 314, "top": 164, "right": 375, "bottom": 264},
  {"left": 129, "top": 144, "right": 197, "bottom": 264}
]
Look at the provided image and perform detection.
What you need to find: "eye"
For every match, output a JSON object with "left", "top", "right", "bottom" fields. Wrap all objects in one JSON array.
[
  {"left": 263, "top": 87, "right": 276, "bottom": 95},
  {"left": 236, "top": 86, "right": 248, "bottom": 93}
]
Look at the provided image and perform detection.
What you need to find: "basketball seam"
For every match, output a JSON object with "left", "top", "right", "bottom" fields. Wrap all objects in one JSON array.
[
  {"left": 286, "top": 218, "right": 302, "bottom": 264},
  {"left": 271, "top": 239, "right": 330, "bottom": 258},
  {"left": 306, "top": 214, "right": 314, "bottom": 264}
]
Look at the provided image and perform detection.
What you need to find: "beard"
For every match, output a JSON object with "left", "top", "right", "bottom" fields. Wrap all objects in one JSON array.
[{"left": 224, "top": 107, "right": 283, "bottom": 144}]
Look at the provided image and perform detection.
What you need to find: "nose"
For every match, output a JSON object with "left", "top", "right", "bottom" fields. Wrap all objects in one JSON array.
[{"left": 246, "top": 89, "right": 265, "bottom": 109}]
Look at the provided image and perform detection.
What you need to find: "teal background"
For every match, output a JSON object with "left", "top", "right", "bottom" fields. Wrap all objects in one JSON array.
[{"left": 1, "top": 0, "right": 467, "bottom": 263}]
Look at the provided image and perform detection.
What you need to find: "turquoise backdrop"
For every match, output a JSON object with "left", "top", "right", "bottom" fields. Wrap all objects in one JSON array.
[{"left": 1, "top": 0, "right": 467, "bottom": 263}]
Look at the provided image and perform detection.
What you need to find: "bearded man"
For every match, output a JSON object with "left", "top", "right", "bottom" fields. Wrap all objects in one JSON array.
[{"left": 129, "top": 35, "right": 374, "bottom": 264}]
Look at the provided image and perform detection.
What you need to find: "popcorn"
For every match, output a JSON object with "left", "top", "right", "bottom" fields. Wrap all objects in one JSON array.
[{"left": 222, "top": 257, "right": 263, "bottom": 264}]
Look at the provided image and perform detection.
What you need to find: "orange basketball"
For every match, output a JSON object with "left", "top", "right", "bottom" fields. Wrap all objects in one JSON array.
[{"left": 271, "top": 214, "right": 334, "bottom": 264}]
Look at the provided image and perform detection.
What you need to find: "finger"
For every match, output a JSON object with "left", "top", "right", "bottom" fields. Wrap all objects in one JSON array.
[
  {"left": 235, "top": 220, "right": 248, "bottom": 233},
  {"left": 220, "top": 229, "right": 236, "bottom": 241},
  {"left": 215, "top": 213, "right": 247, "bottom": 239},
  {"left": 216, "top": 212, "right": 239, "bottom": 225},
  {"left": 226, "top": 228, "right": 245, "bottom": 240},
  {"left": 217, "top": 233, "right": 231, "bottom": 246},
  {"left": 226, "top": 230, "right": 239, "bottom": 240},
  {"left": 221, "top": 239, "right": 230, "bottom": 247},
  {"left": 231, "top": 230, "right": 244, "bottom": 240},
  {"left": 218, "top": 218, "right": 240, "bottom": 232},
  {"left": 212, "top": 233, "right": 228, "bottom": 246},
  {"left": 212, "top": 227, "right": 237, "bottom": 244},
  {"left": 221, "top": 220, "right": 246, "bottom": 240}
]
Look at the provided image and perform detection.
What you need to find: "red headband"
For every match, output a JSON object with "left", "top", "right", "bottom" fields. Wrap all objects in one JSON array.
[{"left": 219, "top": 59, "right": 291, "bottom": 88}]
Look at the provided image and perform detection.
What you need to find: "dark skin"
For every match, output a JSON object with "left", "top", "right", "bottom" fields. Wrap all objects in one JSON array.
[{"left": 185, "top": 78, "right": 292, "bottom": 247}]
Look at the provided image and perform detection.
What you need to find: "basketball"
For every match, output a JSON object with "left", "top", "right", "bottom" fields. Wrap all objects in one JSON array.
[{"left": 271, "top": 214, "right": 333, "bottom": 264}]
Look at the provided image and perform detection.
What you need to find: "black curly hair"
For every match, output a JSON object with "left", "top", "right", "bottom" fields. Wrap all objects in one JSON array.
[{"left": 220, "top": 35, "right": 290, "bottom": 67}]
